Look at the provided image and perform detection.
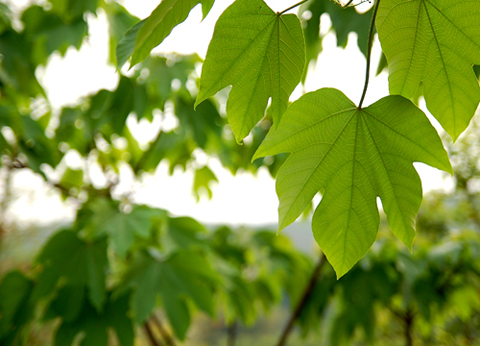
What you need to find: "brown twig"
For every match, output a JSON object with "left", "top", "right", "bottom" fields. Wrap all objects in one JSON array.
[
  {"left": 276, "top": 252, "right": 327, "bottom": 346},
  {"left": 143, "top": 321, "right": 163, "bottom": 346},
  {"left": 152, "top": 313, "right": 177, "bottom": 346},
  {"left": 227, "top": 320, "right": 237, "bottom": 346}
]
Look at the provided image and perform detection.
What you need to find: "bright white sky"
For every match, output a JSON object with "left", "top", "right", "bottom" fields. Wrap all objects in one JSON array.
[{"left": 10, "top": 0, "right": 454, "bottom": 227}]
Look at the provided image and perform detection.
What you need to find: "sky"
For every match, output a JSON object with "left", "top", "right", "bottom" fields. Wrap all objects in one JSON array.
[{"left": 8, "top": 0, "right": 454, "bottom": 227}]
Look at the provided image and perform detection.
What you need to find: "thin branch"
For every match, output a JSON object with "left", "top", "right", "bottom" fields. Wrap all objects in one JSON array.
[
  {"left": 152, "top": 314, "right": 177, "bottom": 346},
  {"left": 275, "top": 252, "right": 327, "bottom": 346},
  {"left": 279, "top": 0, "right": 310, "bottom": 15},
  {"left": 404, "top": 309, "right": 414, "bottom": 346},
  {"left": 227, "top": 320, "right": 237, "bottom": 346},
  {"left": 144, "top": 321, "right": 163, "bottom": 346},
  {"left": 358, "top": 0, "right": 381, "bottom": 108},
  {"left": 0, "top": 160, "right": 13, "bottom": 242}
]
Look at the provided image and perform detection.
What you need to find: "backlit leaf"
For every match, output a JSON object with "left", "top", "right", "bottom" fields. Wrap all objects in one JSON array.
[
  {"left": 130, "top": 0, "right": 214, "bottom": 67},
  {"left": 193, "top": 165, "right": 218, "bottom": 201},
  {"left": 376, "top": 0, "right": 480, "bottom": 140},
  {"left": 254, "top": 88, "right": 451, "bottom": 277},
  {"left": 195, "top": 0, "right": 305, "bottom": 142}
]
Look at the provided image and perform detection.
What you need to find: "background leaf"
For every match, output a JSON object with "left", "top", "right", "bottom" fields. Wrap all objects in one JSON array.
[
  {"left": 130, "top": 0, "right": 213, "bottom": 67},
  {"left": 33, "top": 231, "right": 108, "bottom": 310}
]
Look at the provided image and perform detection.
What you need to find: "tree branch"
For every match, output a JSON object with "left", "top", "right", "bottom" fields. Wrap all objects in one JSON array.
[
  {"left": 227, "top": 320, "right": 237, "bottom": 346},
  {"left": 144, "top": 321, "right": 164, "bottom": 346},
  {"left": 279, "top": 0, "right": 309, "bottom": 15},
  {"left": 275, "top": 252, "right": 327, "bottom": 346},
  {"left": 152, "top": 313, "right": 177, "bottom": 346}
]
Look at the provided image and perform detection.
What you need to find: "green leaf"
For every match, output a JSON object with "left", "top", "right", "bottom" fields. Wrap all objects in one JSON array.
[
  {"left": 54, "top": 294, "right": 133, "bottom": 346},
  {"left": 105, "top": 2, "right": 141, "bottom": 67},
  {"left": 34, "top": 230, "right": 108, "bottom": 310},
  {"left": 47, "top": 0, "right": 99, "bottom": 23},
  {"left": 376, "top": 0, "right": 480, "bottom": 140},
  {"left": 254, "top": 88, "right": 451, "bottom": 277},
  {"left": 195, "top": 0, "right": 305, "bottom": 142},
  {"left": 115, "top": 19, "right": 144, "bottom": 70},
  {"left": 46, "top": 285, "right": 85, "bottom": 323},
  {"left": 0, "top": 271, "right": 33, "bottom": 341},
  {"left": 300, "top": 0, "right": 372, "bottom": 82},
  {"left": 163, "top": 216, "right": 208, "bottom": 252},
  {"left": 193, "top": 165, "right": 218, "bottom": 201},
  {"left": 22, "top": 6, "right": 87, "bottom": 66},
  {"left": 130, "top": 0, "right": 214, "bottom": 67},
  {"left": 105, "top": 205, "right": 166, "bottom": 256},
  {"left": 201, "top": 0, "right": 214, "bottom": 19},
  {"left": 121, "top": 250, "right": 218, "bottom": 339},
  {"left": 59, "top": 167, "right": 84, "bottom": 190}
]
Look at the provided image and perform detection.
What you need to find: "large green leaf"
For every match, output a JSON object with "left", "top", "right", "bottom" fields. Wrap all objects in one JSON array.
[
  {"left": 376, "top": 0, "right": 480, "bottom": 140},
  {"left": 195, "top": 0, "right": 305, "bottom": 142},
  {"left": 130, "top": 0, "right": 213, "bottom": 67},
  {"left": 254, "top": 88, "right": 451, "bottom": 277}
]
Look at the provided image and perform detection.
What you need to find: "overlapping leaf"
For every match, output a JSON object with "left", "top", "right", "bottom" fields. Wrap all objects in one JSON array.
[
  {"left": 376, "top": 0, "right": 480, "bottom": 140},
  {"left": 195, "top": 0, "right": 305, "bottom": 142},
  {"left": 130, "top": 0, "right": 214, "bottom": 67},
  {"left": 254, "top": 88, "right": 451, "bottom": 277}
]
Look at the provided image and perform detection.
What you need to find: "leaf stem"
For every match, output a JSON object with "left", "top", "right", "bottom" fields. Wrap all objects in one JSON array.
[
  {"left": 358, "top": 0, "right": 381, "bottom": 108},
  {"left": 279, "top": 0, "right": 309, "bottom": 15}
]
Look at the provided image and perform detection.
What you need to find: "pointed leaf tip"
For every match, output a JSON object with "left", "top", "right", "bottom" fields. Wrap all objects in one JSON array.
[{"left": 131, "top": 0, "right": 204, "bottom": 67}]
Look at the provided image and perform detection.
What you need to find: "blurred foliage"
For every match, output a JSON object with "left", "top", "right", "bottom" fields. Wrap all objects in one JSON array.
[{"left": 0, "top": 0, "right": 479, "bottom": 346}]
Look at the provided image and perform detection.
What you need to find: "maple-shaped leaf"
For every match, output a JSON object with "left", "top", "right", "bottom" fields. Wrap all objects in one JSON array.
[
  {"left": 33, "top": 231, "right": 108, "bottom": 310},
  {"left": 80, "top": 199, "right": 167, "bottom": 257},
  {"left": 254, "top": 88, "right": 451, "bottom": 277},
  {"left": 130, "top": 0, "right": 214, "bottom": 67},
  {"left": 104, "top": 205, "right": 165, "bottom": 257},
  {"left": 376, "top": 0, "right": 480, "bottom": 140},
  {"left": 119, "top": 250, "right": 218, "bottom": 340},
  {"left": 195, "top": 0, "right": 305, "bottom": 142}
]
